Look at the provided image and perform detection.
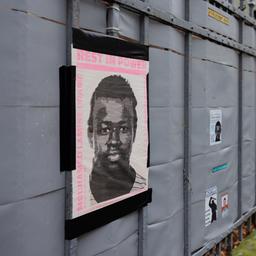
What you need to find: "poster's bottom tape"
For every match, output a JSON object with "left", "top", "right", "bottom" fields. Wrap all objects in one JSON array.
[{"left": 65, "top": 188, "right": 152, "bottom": 240}]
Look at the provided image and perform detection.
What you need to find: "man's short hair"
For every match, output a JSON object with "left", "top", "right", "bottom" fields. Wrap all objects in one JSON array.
[{"left": 88, "top": 75, "right": 138, "bottom": 135}]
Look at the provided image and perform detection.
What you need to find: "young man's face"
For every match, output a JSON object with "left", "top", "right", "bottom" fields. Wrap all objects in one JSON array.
[{"left": 90, "top": 97, "right": 135, "bottom": 169}]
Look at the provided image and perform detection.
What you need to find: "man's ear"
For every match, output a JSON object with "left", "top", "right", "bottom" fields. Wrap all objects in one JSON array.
[{"left": 88, "top": 129, "right": 93, "bottom": 148}]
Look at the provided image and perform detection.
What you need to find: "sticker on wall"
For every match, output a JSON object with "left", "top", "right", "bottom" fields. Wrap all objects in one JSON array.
[
  {"left": 212, "top": 163, "right": 229, "bottom": 174},
  {"left": 221, "top": 193, "right": 229, "bottom": 218},
  {"left": 205, "top": 186, "right": 218, "bottom": 227},
  {"left": 210, "top": 109, "right": 222, "bottom": 145},
  {"left": 208, "top": 8, "right": 230, "bottom": 25}
]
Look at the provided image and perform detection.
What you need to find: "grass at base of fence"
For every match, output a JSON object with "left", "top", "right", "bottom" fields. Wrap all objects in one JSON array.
[{"left": 232, "top": 230, "right": 256, "bottom": 256}]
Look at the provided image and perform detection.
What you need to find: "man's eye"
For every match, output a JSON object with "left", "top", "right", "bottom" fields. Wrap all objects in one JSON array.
[
  {"left": 100, "top": 127, "right": 110, "bottom": 135},
  {"left": 120, "top": 126, "right": 129, "bottom": 133}
]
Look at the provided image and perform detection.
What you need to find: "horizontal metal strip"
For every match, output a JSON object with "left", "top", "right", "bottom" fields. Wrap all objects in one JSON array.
[{"left": 113, "top": 0, "right": 256, "bottom": 56}]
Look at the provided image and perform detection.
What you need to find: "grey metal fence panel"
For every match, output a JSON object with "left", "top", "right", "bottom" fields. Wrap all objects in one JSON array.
[
  {"left": 0, "top": 9, "right": 66, "bottom": 106},
  {"left": 244, "top": 24, "right": 255, "bottom": 48},
  {"left": 0, "top": 0, "right": 66, "bottom": 22},
  {"left": 2, "top": 0, "right": 256, "bottom": 256},
  {"left": 191, "top": 66, "right": 238, "bottom": 154},
  {"left": 0, "top": 0, "right": 65, "bottom": 202},
  {"left": 148, "top": 0, "right": 185, "bottom": 20},
  {"left": 148, "top": 19, "right": 185, "bottom": 55},
  {"left": 243, "top": 70, "right": 255, "bottom": 105},
  {"left": 149, "top": 107, "right": 177, "bottom": 165},
  {"left": 0, "top": 2, "right": 66, "bottom": 256},
  {"left": 191, "top": 38, "right": 239, "bottom": 252},
  {"left": 79, "top": 0, "right": 106, "bottom": 33},
  {"left": 204, "top": 181, "right": 238, "bottom": 239},
  {"left": 149, "top": 49, "right": 184, "bottom": 163},
  {"left": 119, "top": 8, "right": 140, "bottom": 41},
  {"left": 255, "top": 30, "right": 256, "bottom": 48},
  {"left": 148, "top": 160, "right": 183, "bottom": 225},
  {"left": 0, "top": 107, "right": 64, "bottom": 204},
  {"left": 147, "top": 42, "right": 184, "bottom": 256},
  {"left": 191, "top": 150, "right": 239, "bottom": 251},
  {"left": 172, "top": 0, "right": 185, "bottom": 20},
  {"left": 0, "top": 190, "right": 65, "bottom": 256},
  {"left": 242, "top": 141, "right": 255, "bottom": 177},
  {"left": 192, "top": 40, "right": 238, "bottom": 68},
  {"left": 147, "top": 210, "right": 184, "bottom": 256},
  {"left": 77, "top": 212, "right": 139, "bottom": 256},
  {"left": 242, "top": 175, "right": 255, "bottom": 214},
  {"left": 191, "top": 201, "right": 205, "bottom": 251},
  {"left": 242, "top": 55, "right": 256, "bottom": 214},
  {"left": 191, "top": 0, "right": 239, "bottom": 40}
]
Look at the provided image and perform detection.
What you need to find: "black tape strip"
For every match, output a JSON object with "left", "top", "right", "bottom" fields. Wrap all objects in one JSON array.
[
  {"left": 59, "top": 66, "right": 76, "bottom": 172},
  {"left": 72, "top": 28, "right": 149, "bottom": 61},
  {"left": 65, "top": 188, "right": 152, "bottom": 240}
]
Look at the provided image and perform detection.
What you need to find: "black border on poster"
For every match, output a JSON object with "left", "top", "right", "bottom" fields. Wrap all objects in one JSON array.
[
  {"left": 59, "top": 65, "right": 76, "bottom": 172},
  {"left": 65, "top": 188, "right": 152, "bottom": 239},
  {"left": 60, "top": 28, "right": 151, "bottom": 239},
  {"left": 72, "top": 28, "right": 148, "bottom": 60}
]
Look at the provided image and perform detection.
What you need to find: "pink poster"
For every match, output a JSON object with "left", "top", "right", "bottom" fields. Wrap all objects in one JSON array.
[{"left": 71, "top": 47, "right": 149, "bottom": 219}]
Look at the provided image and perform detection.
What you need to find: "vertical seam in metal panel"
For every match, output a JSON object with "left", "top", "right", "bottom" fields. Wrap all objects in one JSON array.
[
  {"left": 238, "top": 0, "right": 243, "bottom": 241},
  {"left": 138, "top": 2, "right": 149, "bottom": 256},
  {"left": 65, "top": 1, "right": 80, "bottom": 255},
  {"left": 184, "top": 0, "right": 192, "bottom": 255}
]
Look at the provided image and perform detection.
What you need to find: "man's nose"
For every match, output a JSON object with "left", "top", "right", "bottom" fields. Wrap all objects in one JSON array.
[{"left": 107, "top": 128, "right": 121, "bottom": 146}]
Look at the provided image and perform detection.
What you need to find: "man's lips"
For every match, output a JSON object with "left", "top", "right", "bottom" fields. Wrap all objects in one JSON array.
[{"left": 107, "top": 151, "right": 121, "bottom": 162}]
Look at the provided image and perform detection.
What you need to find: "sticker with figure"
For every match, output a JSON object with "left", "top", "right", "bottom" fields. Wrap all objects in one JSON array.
[
  {"left": 210, "top": 109, "right": 222, "bottom": 145},
  {"left": 221, "top": 193, "right": 229, "bottom": 218},
  {"left": 205, "top": 186, "right": 218, "bottom": 227}
]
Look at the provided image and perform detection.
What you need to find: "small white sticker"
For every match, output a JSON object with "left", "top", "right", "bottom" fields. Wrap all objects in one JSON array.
[
  {"left": 210, "top": 109, "right": 222, "bottom": 145},
  {"left": 205, "top": 186, "right": 218, "bottom": 227},
  {"left": 221, "top": 193, "right": 229, "bottom": 218}
]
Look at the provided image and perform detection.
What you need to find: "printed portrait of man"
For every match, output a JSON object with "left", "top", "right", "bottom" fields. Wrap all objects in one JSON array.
[
  {"left": 87, "top": 75, "right": 146, "bottom": 204},
  {"left": 215, "top": 121, "right": 221, "bottom": 142},
  {"left": 209, "top": 197, "right": 217, "bottom": 223}
]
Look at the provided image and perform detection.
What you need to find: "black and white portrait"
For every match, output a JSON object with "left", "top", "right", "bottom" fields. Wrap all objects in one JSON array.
[
  {"left": 205, "top": 186, "right": 218, "bottom": 227},
  {"left": 214, "top": 121, "right": 221, "bottom": 142},
  {"left": 88, "top": 75, "right": 146, "bottom": 203},
  {"left": 210, "top": 109, "right": 222, "bottom": 145},
  {"left": 71, "top": 48, "right": 149, "bottom": 217}
]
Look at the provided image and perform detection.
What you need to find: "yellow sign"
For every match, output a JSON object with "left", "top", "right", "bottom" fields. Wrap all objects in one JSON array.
[{"left": 208, "top": 8, "right": 229, "bottom": 25}]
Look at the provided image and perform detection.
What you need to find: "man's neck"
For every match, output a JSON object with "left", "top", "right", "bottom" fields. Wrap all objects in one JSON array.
[{"left": 90, "top": 161, "right": 136, "bottom": 203}]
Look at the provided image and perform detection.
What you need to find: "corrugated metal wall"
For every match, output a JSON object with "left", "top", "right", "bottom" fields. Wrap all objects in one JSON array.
[
  {"left": 1, "top": 0, "right": 256, "bottom": 256},
  {"left": 0, "top": 1, "right": 66, "bottom": 255}
]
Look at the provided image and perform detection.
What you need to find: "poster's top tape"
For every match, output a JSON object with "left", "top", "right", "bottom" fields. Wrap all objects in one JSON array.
[{"left": 72, "top": 28, "right": 149, "bottom": 61}]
